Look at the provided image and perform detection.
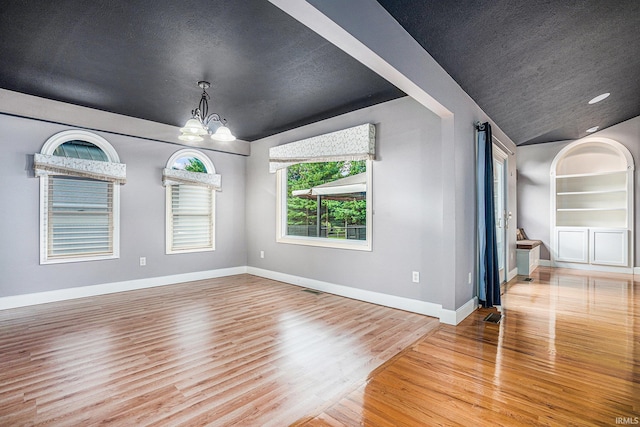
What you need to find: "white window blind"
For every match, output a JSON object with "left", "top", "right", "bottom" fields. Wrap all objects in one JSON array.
[
  {"left": 169, "top": 184, "right": 214, "bottom": 252},
  {"left": 46, "top": 176, "right": 113, "bottom": 259},
  {"left": 37, "top": 131, "right": 123, "bottom": 264}
]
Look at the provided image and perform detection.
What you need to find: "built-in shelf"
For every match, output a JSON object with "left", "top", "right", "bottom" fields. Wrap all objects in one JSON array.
[
  {"left": 556, "top": 171, "right": 626, "bottom": 194},
  {"left": 551, "top": 138, "right": 633, "bottom": 270},
  {"left": 555, "top": 168, "right": 627, "bottom": 223},
  {"left": 555, "top": 170, "right": 627, "bottom": 179},
  {"left": 556, "top": 190, "right": 626, "bottom": 196}
]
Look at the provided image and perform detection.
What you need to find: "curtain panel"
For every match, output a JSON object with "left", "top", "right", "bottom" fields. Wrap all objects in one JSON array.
[
  {"left": 162, "top": 168, "right": 221, "bottom": 190},
  {"left": 34, "top": 153, "right": 126, "bottom": 184},
  {"left": 476, "top": 122, "right": 501, "bottom": 308},
  {"left": 268, "top": 123, "right": 376, "bottom": 173}
]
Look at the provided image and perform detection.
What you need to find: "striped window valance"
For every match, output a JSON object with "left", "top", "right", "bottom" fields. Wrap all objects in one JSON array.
[
  {"left": 162, "top": 168, "right": 221, "bottom": 190},
  {"left": 34, "top": 153, "right": 126, "bottom": 184},
  {"left": 268, "top": 123, "right": 376, "bottom": 173}
]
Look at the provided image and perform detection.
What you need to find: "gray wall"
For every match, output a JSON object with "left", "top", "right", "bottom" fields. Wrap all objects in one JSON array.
[
  {"left": 517, "top": 115, "right": 640, "bottom": 263},
  {"left": 0, "top": 114, "right": 247, "bottom": 298},
  {"left": 246, "top": 96, "right": 518, "bottom": 311},
  {"left": 0, "top": 0, "right": 521, "bottom": 310},
  {"left": 304, "top": 0, "right": 518, "bottom": 309},
  {"left": 247, "top": 97, "right": 445, "bottom": 304}
]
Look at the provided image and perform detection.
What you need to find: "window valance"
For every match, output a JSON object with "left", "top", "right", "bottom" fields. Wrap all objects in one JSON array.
[
  {"left": 268, "top": 123, "right": 376, "bottom": 173},
  {"left": 162, "top": 168, "right": 221, "bottom": 190},
  {"left": 34, "top": 153, "right": 127, "bottom": 184}
]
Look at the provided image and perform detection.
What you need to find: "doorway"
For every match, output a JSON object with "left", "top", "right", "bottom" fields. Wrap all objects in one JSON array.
[{"left": 493, "top": 145, "right": 508, "bottom": 283}]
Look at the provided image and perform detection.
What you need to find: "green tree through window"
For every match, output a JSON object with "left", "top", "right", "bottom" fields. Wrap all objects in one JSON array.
[
  {"left": 184, "top": 158, "right": 207, "bottom": 173},
  {"left": 287, "top": 160, "right": 366, "bottom": 240}
]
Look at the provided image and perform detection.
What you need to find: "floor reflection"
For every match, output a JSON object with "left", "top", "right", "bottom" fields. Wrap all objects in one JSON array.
[{"left": 323, "top": 267, "right": 640, "bottom": 426}]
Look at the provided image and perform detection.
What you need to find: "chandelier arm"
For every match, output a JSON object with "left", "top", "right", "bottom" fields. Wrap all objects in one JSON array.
[{"left": 203, "top": 113, "right": 225, "bottom": 127}]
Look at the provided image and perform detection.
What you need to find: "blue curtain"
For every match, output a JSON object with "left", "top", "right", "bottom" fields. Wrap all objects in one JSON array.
[{"left": 476, "top": 122, "right": 501, "bottom": 308}]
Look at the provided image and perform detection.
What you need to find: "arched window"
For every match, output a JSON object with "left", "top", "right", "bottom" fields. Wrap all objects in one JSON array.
[
  {"left": 35, "top": 130, "right": 125, "bottom": 264},
  {"left": 163, "top": 149, "right": 220, "bottom": 254}
]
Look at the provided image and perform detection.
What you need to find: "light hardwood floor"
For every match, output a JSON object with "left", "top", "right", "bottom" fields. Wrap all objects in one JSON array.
[
  {"left": 0, "top": 274, "right": 438, "bottom": 426},
  {"left": 1, "top": 268, "right": 638, "bottom": 426},
  {"left": 298, "top": 267, "right": 640, "bottom": 426}
]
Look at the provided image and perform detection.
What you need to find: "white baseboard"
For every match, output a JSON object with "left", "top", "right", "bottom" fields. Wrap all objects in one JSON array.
[
  {"left": 507, "top": 268, "right": 518, "bottom": 281},
  {"left": 0, "top": 266, "right": 248, "bottom": 310},
  {"left": 539, "top": 259, "right": 636, "bottom": 274},
  {"left": 551, "top": 261, "right": 633, "bottom": 275},
  {"left": 0, "top": 266, "right": 479, "bottom": 326},
  {"left": 454, "top": 297, "right": 479, "bottom": 325},
  {"left": 247, "top": 267, "right": 474, "bottom": 325}
]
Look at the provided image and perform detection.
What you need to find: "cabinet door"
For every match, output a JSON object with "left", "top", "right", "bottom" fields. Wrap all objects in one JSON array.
[
  {"left": 556, "top": 228, "right": 588, "bottom": 263},
  {"left": 590, "top": 229, "right": 628, "bottom": 266}
]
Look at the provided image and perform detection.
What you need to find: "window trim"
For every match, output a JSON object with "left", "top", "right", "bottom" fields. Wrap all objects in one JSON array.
[
  {"left": 38, "top": 130, "right": 121, "bottom": 265},
  {"left": 165, "top": 149, "right": 217, "bottom": 255},
  {"left": 41, "top": 130, "right": 121, "bottom": 162},
  {"left": 276, "top": 159, "right": 373, "bottom": 251}
]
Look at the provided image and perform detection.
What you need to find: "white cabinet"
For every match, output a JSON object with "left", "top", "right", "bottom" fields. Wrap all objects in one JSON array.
[
  {"left": 551, "top": 138, "right": 634, "bottom": 272},
  {"left": 556, "top": 227, "right": 628, "bottom": 267},
  {"left": 556, "top": 228, "right": 589, "bottom": 263},
  {"left": 590, "top": 228, "right": 628, "bottom": 266}
]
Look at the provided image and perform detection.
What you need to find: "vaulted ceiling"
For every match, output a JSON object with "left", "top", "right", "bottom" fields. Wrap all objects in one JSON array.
[
  {"left": 376, "top": 0, "right": 640, "bottom": 145},
  {"left": 0, "top": 0, "right": 638, "bottom": 146}
]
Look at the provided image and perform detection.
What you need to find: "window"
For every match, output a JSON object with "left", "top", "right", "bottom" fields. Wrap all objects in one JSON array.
[
  {"left": 164, "top": 149, "right": 220, "bottom": 254},
  {"left": 35, "top": 130, "right": 125, "bottom": 264},
  {"left": 46, "top": 176, "right": 113, "bottom": 258},
  {"left": 271, "top": 123, "right": 375, "bottom": 251},
  {"left": 277, "top": 159, "right": 372, "bottom": 250}
]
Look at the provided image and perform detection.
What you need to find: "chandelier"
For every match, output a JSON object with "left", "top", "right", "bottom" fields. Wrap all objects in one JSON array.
[{"left": 179, "top": 81, "right": 236, "bottom": 142}]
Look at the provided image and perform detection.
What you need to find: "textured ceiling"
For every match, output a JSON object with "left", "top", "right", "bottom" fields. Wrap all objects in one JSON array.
[
  {"left": 0, "top": 0, "right": 403, "bottom": 142},
  {"left": 377, "top": 0, "right": 640, "bottom": 145},
  {"left": 0, "top": 1, "right": 638, "bottom": 146}
]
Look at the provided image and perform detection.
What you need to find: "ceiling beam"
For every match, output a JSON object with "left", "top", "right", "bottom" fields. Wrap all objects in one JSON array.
[{"left": 269, "top": 0, "right": 452, "bottom": 119}]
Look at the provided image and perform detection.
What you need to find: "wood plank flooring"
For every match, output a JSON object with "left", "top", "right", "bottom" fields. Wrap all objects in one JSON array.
[
  {"left": 0, "top": 274, "right": 438, "bottom": 426},
  {"left": 1, "top": 268, "right": 639, "bottom": 426},
  {"left": 298, "top": 267, "right": 640, "bottom": 426}
]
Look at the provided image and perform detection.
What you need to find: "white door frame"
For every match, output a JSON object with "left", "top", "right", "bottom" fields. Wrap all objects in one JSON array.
[{"left": 493, "top": 144, "right": 508, "bottom": 283}]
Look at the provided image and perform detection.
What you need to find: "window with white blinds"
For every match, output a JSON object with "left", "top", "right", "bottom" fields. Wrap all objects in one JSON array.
[
  {"left": 168, "top": 184, "right": 214, "bottom": 252},
  {"left": 46, "top": 176, "right": 113, "bottom": 258},
  {"left": 37, "top": 130, "right": 123, "bottom": 264},
  {"left": 164, "top": 149, "right": 219, "bottom": 254}
]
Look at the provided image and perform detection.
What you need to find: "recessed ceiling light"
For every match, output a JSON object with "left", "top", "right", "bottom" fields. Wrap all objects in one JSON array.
[
  {"left": 588, "top": 93, "right": 610, "bottom": 104},
  {"left": 586, "top": 126, "right": 599, "bottom": 133}
]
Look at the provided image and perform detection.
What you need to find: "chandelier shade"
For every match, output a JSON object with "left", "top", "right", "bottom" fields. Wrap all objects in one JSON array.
[
  {"left": 212, "top": 125, "right": 236, "bottom": 142},
  {"left": 180, "top": 118, "right": 208, "bottom": 135}
]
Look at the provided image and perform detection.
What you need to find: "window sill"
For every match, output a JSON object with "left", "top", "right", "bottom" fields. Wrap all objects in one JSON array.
[
  {"left": 166, "top": 247, "right": 215, "bottom": 255},
  {"left": 40, "top": 253, "right": 119, "bottom": 265},
  {"left": 276, "top": 235, "right": 371, "bottom": 251}
]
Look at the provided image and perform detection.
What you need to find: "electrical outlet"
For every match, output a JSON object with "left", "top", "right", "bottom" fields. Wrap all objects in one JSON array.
[
  {"left": 468, "top": 272, "right": 472, "bottom": 284},
  {"left": 260, "top": 250, "right": 265, "bottom": 259},
  {"left": 139, "top": 257, "right": 146, "bottom": 266},
  {"left": 412, "top": 271, "right": 420, "bottom": 283}
]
